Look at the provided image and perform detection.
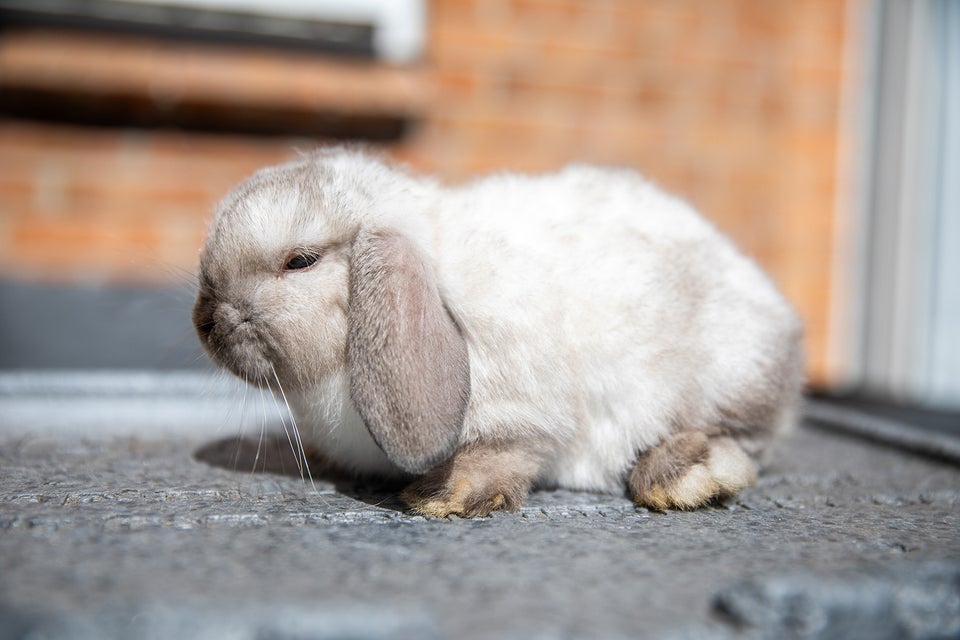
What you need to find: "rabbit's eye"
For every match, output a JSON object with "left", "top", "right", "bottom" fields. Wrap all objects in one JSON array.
[{"left": 284, "top": 251, "right": 320, "bottom": 271}]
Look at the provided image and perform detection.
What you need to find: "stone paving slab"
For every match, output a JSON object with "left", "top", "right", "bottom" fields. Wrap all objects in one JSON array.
[{"left": 2, "top": 420, "right": 959, "bottom": 639}]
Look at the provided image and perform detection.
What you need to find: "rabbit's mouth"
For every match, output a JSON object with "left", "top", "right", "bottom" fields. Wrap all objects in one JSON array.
[
  {"left": 206, "top": 322, "right": 276, "bottom": 385},
  {"left": 193, "top": 296, "right": 281, "bottom": 386},
  {"left": 217, "top": 332, "right": 277, "bottom": 387}
]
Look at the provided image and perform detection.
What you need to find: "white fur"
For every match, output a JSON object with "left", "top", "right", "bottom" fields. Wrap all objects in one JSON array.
[
  {"left": 201, "top": 149, "right": 803, "bottom": 492},
  {"left": 429, "top": 166, "right": 800, "bottom": 491},
  {"left": 290, "top": 374, "right": 399, "bottom": 477}
]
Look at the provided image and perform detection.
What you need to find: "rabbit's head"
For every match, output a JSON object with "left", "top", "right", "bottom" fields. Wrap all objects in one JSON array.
[{"left": 192, "top": 150, "right": 470, "bottom": 473}]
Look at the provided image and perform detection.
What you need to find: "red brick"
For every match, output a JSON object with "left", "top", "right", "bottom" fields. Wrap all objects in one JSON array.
[{"left": 0, "top": 0, "right": 854, "bottom": 383}]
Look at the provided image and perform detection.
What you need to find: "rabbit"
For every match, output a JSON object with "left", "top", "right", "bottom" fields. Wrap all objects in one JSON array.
[{"left": 193, "top": 147, "right": 804, "bottom": 517}]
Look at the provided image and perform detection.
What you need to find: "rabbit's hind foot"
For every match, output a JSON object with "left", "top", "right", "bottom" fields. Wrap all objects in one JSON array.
[
  {"left": 629, "top": 431, "right": 756, "bottom": 511},
  {"left": 401, "top": 441, "right": 541, "bottom": 518}
]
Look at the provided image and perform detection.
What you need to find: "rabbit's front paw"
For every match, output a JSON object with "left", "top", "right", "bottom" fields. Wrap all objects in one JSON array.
[
  {"left": 629, "top": 431, "right": 757, "bottom": 511},
  {"left": 401, "top": 442, "right": 540, "bottom": 518},
  {"left": 402, "top": 477, "right": 515, "bottom": 518}
]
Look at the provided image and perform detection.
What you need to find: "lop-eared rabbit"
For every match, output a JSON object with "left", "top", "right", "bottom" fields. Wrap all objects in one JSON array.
[{"left": 193, "top": 148, "right": 803, "bottom": 517}]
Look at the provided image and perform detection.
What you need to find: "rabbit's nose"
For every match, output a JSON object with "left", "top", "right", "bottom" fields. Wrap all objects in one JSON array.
[
  {"left": 196, "top": 317, "right": 216, "bottom": 339},
  {"left": 212, "top": 302, "right": 255, "bottom": 331},
  {"left": 192, "top": 292, "right": 217, "bottom": 339}
]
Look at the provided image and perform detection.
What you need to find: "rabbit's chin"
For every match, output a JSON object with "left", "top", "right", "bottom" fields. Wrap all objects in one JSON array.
[
  {"left": 220, "top": 353, "right": 275, "bottom": 388},
  {"left": 207, "top": 333, "right": 278, "bottom": 387}
]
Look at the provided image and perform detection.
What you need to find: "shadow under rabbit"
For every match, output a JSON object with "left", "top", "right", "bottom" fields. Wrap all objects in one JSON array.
[
  {"left": 192, "top": 434, "right": 651, "bottom": 516},
  {"left": 193, "top": 434, "right": 410, "bottom": 513}
]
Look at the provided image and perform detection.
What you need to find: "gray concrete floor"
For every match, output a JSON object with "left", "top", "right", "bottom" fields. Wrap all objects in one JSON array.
[{"left": 1, "top": 383, "right": 959, "bottom": 639}]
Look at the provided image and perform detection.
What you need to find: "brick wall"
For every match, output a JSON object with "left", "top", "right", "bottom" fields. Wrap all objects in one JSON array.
[{"left": 0, "top": 0, "right": 851, "bottom": 384}]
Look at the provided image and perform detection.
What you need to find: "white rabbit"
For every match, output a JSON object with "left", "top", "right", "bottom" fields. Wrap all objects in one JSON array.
[{"left": 193, "top": 147, "right": 804, "bottom": 517}]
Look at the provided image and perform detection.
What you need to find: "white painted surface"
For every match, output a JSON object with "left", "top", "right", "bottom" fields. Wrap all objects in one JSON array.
[
  {"left": 0, "top": 371, "right": 281, "bottom": 437},
  {"left": 118, "top": 0, "right": 426, "bottom": 62}
]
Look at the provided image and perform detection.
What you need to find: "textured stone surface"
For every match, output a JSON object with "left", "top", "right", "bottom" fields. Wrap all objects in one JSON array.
[
  {"left": 2, "top": 420, "right": 958, "bottom": 639},
  {"left": 714, "top": 561, "right": 960, "bottom": 640}
]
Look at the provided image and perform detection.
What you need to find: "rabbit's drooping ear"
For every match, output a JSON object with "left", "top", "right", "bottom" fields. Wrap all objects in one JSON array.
[{"left": 347, "top": 229, "right": 471, "bottom": 474}]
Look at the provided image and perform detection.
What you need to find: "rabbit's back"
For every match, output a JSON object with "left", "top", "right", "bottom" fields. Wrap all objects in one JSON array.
[{"left": 433, "top": 166, "right": 802, "bottom": 491}]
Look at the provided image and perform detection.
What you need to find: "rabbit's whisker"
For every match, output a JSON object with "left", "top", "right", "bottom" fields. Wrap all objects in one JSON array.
[
  {"left": 253, "top": 376, "right": 267, "bottom": 475},
  {"left": 264, "top": 374, "right": 301, "bottom": 480},
  {"left": 271, "top": 364, "right": 317, "bottom": 493},
  {"left": 232, "top": 372, "right": 250, "bottom": 472}
]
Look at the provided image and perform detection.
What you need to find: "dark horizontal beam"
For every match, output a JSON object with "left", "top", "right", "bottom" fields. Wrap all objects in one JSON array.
[
  {"left": 0, "top": 0, "right": 376, "bottom": 57},
  {"left": 0, "top": 85, "right": 413, "bottom": 139}
]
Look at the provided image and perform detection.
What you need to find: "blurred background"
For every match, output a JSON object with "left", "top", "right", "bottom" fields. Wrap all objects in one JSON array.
[{"left": 0, "top": 0, "right": 957, "bottom": 412}]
